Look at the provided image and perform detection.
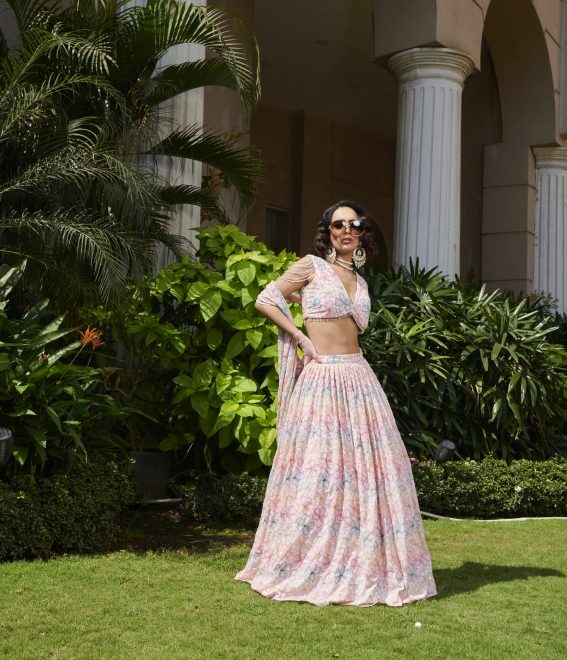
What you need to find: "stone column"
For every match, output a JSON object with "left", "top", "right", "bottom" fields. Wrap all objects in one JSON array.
[
  {"left": 388, "top": 47, "right": 475, "bottom": 277},
  {"left": 128, "top": 0, "right": 205, "bottom": 268},
  {"left": 533, "top": 147, "right": 567, "bottom": 312}
]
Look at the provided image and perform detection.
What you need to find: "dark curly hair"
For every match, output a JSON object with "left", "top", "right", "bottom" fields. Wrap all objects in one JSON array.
[{"left": 312, "top": 200, "right": 377, "bottom": 264}]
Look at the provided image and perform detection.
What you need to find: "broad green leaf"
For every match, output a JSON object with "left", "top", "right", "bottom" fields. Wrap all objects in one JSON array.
[
  {"left": 207, "top": 327, "right": 223, "bottom": 350},
  {"left": 225, "top": 332, "right": 247, "bottom": 360},
  {"left": 199, "top": 289, "right": 222, "bottom": 322},
  {"left": 236, "top": 261, "right": 256, "bottom": 286},
  {"left": 187, "top": 281, "right": 209, "bottom": 301},
  {"left": 259, "top": 428, "right": 277, "bottom": 449},
  {"left": 231, "top": 376, "right": 257, "bottom": 393},
  {"left": 218, "top": 426, "right": 233, "bottom": 448},
  {"left": 246, "top": 329, "right": 262, "bottom": 349},
  {"left": 191, "top": 392, "right": 210, "bottom": 418},
  {"left": 241, "top": 287, "right": 254, "bottom": 306},
  {"left": 192, "top": 359, "right": 216, "bottom": 389},
  {"left": 258, "top": 446, "right": 275, "bottom": 466},
  {"left": 13, "top": 446, "right": 28, "bottom": 466},
  {"left": 215, "top": 372, "right": 232, "bottom": 394}
]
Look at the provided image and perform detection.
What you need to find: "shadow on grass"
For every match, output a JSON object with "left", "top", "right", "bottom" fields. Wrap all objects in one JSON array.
[
  {"left": 434, "top": 562, "right": 565, "bottom": 599},
  {"left": 116, "top": 504, "right": 254, "bottom": 555}
]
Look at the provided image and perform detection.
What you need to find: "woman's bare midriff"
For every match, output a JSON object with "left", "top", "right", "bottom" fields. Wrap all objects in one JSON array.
[{"left": 305, "top": 316, "right": 361, "bottom": 355}]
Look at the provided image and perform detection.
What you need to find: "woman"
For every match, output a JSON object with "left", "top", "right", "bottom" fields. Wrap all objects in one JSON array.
[{"left": 235, "top": 200, "right": 437, "bottom": 607}]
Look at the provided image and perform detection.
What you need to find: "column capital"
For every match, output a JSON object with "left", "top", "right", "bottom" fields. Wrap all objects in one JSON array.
[
  {"left": 533, "top": 146, "right": 567, "bottom": 171},
  {"left": 387, "top": 47, "right": 475, "bottom": 87}
]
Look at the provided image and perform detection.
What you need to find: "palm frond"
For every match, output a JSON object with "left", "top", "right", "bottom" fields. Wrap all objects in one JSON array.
[
  {"left": 1, "top": 209, "right": 159, "bottom": 304},
  {"left": 3, "top": 0, "right": 57, "bottom": 32},
  {"left": 116, "top": 0, "right": 259, "bottom": 114},
  {"left": 159, "top": 184, "right": 229, "bottom": 224},
  {"left": 150, "top": 125, "right": 261, "bottom": 209},
  {"left": 0, "top": 73, "right": 126, "bottom": 144},
  {"left": 145, "top": 58, "right": 242, "bottom": 107}
]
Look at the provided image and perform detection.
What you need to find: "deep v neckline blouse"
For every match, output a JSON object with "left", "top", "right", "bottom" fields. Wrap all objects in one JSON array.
[
  {"left": 301, "top": 255, "right": 371, "bottom": 333},
  {"left": 325, "top": 259, "right": 359, "bottom": 305}
]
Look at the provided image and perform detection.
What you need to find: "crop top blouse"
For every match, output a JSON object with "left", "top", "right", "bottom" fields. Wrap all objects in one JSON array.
[{"left": 281, "top": 254, "right": 371, "bottom": 333}]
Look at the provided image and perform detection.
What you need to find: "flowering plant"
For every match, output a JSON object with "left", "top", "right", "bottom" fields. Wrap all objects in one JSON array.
[{"left": 0, "top": 263, "right": 117, "bottom": 476}]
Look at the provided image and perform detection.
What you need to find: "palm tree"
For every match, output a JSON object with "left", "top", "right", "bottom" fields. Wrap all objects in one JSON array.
[{"left": 0, "top": 0, "right": 261, "bottom": 308}]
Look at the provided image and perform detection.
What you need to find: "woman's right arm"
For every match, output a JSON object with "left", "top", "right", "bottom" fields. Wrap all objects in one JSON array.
[
  {"left": 255, "top": 256, "right": 321, "bottom": 363},
  {"left": 255, "top": 276, "right": 304, "bottom": 337}
]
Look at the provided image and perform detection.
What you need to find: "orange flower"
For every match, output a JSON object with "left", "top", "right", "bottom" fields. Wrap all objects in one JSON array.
[{"left": 79, "top": 326, "right": 105, "bottom": 349}]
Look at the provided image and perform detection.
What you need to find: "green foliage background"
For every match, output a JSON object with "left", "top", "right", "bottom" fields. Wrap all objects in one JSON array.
[
  {"left": 362, "top": 263, "right": 567, "bottom": 461},
  {"left": 103, "top": 225, "right": 299, "bottom": 473},
  {"left": 2, "top": 226, "right": 567, "bottom": 477}
]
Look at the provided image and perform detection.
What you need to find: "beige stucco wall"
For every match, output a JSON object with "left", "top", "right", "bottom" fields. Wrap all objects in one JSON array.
[{"left": 246, "top": 104, "right": 395, "bottom": 263}]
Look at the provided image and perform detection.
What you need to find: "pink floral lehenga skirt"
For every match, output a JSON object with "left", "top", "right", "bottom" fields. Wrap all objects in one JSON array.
[{"left": 235, "top": 353, "right": 437, "bottom": 607}]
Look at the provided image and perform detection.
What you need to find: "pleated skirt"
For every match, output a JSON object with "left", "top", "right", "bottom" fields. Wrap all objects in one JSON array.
[{"left": 235, "top": 352, "right": 437, "bottom": 607}]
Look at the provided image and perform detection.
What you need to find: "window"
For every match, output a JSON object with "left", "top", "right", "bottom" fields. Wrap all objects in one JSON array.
[{"left": 265, "top": 207, "right": 291, "bottom": 253}]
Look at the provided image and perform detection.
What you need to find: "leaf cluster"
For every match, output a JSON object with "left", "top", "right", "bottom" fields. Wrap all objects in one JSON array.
[
  {"left": 0, "top": 261, "right": 122, "bottom": 475},
  {"left": 362, "top": 261, "right": 567, "bottom": 460},
  {"left": 0, "top": 450, "right": 135, "bottom": 561},
  {"left": 103, "top": 225, "right": 297, "bottom": 472},
  {"left": 413, "top": 456, "right": 567, "bottom": 518}
]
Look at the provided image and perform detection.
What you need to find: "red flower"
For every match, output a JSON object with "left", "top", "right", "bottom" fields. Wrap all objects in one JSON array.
[{"left": 79, "top": 326, "right": 105, "bottom": 349}]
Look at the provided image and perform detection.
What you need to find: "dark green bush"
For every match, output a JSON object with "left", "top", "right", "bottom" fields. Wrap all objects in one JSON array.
[
  {"left": 413, "top": 457, "right": 567, "bottom": 518},
  {"left": 0, "top": 452, "right": 136, "bottom": 561},
  {"left": 170, "top": 471, "right": 268, "bottom": 526},
  {"left": 362, "top": 262, "right": 567, "bottom": 460},
  {"left": 169, "top": 458, "right": 567, "bottom": 525}
]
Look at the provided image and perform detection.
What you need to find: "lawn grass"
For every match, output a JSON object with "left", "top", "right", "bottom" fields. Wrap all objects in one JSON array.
[{"left": 0, "top": 512, "right": 566, "bottom": 660}]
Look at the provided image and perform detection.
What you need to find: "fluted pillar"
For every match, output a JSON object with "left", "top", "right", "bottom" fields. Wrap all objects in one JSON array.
[
  {"left": 129, "top": 0, "right": 205, "bottom": 268},
  {"left": 533, "top": 147, "right": 567, "bottom": 312},
  {"left": 388, "top": 48, "right": 475, "bottom": 277}
]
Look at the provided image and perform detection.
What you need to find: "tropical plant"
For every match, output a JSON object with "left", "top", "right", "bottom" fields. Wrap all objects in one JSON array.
[
  {"left": 361, "top": 262, "right": 567, "bottom": 461},
  {"left": 0, "top": 262, "right": 119, "bottom": 476},
  {"left": 98, "top": 225, "right": 296, "bottom": 472},
  {"left": 0, "top": 0, "right": 261, "bottom": 309}
]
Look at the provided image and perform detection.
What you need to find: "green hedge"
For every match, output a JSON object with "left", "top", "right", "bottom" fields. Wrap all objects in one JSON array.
[
  {"left": 170, "top": 458, "right": 567, "bottom": 525},
  {"left": 413, "top": 457, "right": 567, "bottom": 519},
  {"left": 0, "top": 452, "right": 136, "bottom": 561}
]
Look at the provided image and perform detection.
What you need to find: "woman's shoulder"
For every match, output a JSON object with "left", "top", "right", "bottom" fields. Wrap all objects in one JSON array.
[{"left": 307, "top": 254, "right": 328, "bottom": 269}]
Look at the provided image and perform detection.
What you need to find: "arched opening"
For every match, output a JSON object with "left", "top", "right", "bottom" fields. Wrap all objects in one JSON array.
[
  {"left": 461, "top": 38, "right": 502, "bottom": 281},
  {"left": 466, "top": 0, "right": 557, "bottom": 292}
]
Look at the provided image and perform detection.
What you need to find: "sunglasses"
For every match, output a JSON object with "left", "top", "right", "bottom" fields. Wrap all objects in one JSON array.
[{"left": 329, "top": 219, "right": 365, "bottom": 236}]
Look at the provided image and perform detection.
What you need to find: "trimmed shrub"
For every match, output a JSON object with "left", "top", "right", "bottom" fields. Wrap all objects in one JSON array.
[
  {"left": 170, "top": 472, "right": 268, "bottom": 526},
  {"left": 413, "top": 457, "right": 567, "bottom": 518},
  {"left": 170, "top": 458, "right": 567, "bottom": 526},
  {"left": 0, "top": 452, "right": 136, "bottom": 561}
]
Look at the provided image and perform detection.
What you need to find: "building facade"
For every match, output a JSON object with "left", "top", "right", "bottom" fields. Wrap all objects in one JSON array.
[
  {"left": 2, "top": 0, "right": 566, "bottom": 309},
  {"left": 208, "top": 0, "right": 567, "bottom": 311}
]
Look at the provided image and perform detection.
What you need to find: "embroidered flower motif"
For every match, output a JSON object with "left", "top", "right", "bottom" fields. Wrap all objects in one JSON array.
[{"left": 334, "top": 293, "right": 351, "bottom": 314}]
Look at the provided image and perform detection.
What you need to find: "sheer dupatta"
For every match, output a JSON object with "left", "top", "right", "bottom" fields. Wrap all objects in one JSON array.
[{"left": 256, "top": 281, "right": 302, "bottom": 426}]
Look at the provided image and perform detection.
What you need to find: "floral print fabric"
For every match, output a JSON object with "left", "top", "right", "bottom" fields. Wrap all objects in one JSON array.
[
  {"left": 235, "top": 352, "right": 437, "bottom": 607},
  {"left": 301, "top": 255, "right": 371, "bottom": 333}
]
